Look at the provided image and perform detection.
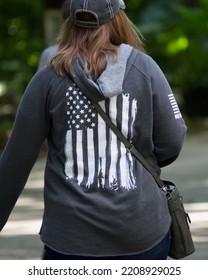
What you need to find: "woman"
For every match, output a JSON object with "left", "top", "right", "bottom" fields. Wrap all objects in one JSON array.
[{"left": 0, "top": 0, "right": 187, "bottom": 259}]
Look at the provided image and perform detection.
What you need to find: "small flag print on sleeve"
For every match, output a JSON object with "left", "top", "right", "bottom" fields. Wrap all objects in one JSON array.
[{"left": 168, "top": 93, "right": 182, "bottom": 119}]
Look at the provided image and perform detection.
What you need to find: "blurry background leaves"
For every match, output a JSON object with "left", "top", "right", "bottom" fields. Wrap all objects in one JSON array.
[{"left": 0, "top": 0, "right": 208, "bottom": 150}]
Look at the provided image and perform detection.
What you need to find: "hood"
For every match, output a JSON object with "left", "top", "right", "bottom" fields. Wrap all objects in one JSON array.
[
  {"left": 71, "top": 44, "right": 133, "bottom": 103},
  {"left": 88, "top": 44, "right": 133, "bottom": 99}
]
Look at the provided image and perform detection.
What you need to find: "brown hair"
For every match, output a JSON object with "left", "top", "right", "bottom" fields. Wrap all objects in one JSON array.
[{"left": 51, "top": 10, "right": 144, "bottom": 80}]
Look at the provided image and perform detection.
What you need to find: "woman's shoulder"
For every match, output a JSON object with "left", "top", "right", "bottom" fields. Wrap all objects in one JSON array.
[
  {"left": 130, "top": 47, "right": 164, "bottom": 79},
  {"left": 35, "top": 66, "right": 65, "bottom": 85},
  {"left": 131, "top": 48, "right": 156, "bottom": 65}
]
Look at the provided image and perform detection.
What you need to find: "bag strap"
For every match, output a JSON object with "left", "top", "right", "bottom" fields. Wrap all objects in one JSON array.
[
  {"left": 90, "top": 102, "right": 165, "bottom": 189},
  {"left": 71, "top": 51, "right": 165, "bottom": 190}
]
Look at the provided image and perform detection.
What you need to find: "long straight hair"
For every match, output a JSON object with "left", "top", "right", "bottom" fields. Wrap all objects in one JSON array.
[{"left": 51, "top": 10, "right": 144, "bottom": 80}]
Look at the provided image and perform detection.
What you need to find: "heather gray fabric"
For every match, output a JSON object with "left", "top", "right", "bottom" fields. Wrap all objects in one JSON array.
[
  {"left": 89, "top": 44, "right": 132, "bottom": 97},
  {"left": 0, "top": 44, "right": 187, "bottom": 256}
]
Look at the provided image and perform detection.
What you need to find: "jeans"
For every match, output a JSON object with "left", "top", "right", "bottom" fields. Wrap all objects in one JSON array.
[{"left": 43, "top": 230, "right": 171, "bottom": 260}]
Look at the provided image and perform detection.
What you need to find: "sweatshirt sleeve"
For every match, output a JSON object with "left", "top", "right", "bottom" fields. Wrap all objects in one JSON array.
[
  {"left": 0, "top": 69, "right": 51, "bottom": 231},
  {"left": 149, "top": 57, "right": 187, "bottom": 167}
]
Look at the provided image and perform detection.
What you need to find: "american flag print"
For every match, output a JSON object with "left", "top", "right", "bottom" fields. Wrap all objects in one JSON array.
[
  {"left": 168, "top": 93, "right": 182, "bottom": 120},
  {"left": 64, "top": 84, "right": 137, "bottom": 191}
]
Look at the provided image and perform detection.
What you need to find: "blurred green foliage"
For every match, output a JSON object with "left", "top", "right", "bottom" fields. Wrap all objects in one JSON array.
[
  {"left": 0, "top": 0, "right": 44, "bottom": 147},
  {"left": 0, "top": 0, "right": 208, "bottom": 149},
  {"left": 128, "top": 0, "right": 208, "bottom": 116}
]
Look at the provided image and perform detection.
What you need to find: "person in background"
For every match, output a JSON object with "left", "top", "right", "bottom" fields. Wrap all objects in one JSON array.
[
  {"left": 0, "top": 0, "right": 187, "bottom": 260},
  {"left": 37, "top": 0, "right": 70, "bottom": 69}
]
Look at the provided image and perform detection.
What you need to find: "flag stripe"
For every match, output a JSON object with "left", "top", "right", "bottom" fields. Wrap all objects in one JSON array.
[
  {"left": 120, "top": 94, "right": 130, "bottom": 188},
  {"left": 97, "top": 104, "right": 107, "bottom": 188},
  {"left": 65, "top": 130, "right": 73, "bottom": 180},
  {"left": 86, "top": 128, "right": 95, "bottom": 187},
  {"left": 76, "top": 130, "right": 84, "bottom": 185},
  {"left": 108, "top": 96, "right": 119, "bottom": 188},
  {"left": 81, "top": 129, "right": 89, "bottom": 186},
  {"left": 104, "top": 99, "right": 111, "bottom": 187}
]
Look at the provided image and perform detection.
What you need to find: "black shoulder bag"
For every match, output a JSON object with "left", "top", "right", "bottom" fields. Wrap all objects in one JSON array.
[{"left": 71, "top": 53, "right": 195, "bottom": 259}]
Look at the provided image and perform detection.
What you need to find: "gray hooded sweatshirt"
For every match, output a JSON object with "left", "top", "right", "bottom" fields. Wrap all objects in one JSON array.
[{"left": 0, "top": 44, "right": 187, "bottom": 256}]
